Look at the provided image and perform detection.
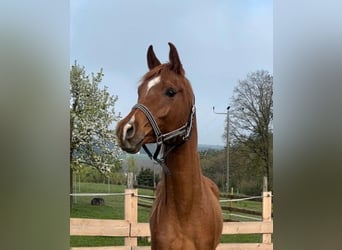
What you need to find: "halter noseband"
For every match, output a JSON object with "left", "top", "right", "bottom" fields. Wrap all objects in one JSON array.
[{"left": 133, "top": 103, "right": 196, "bottom": 175}]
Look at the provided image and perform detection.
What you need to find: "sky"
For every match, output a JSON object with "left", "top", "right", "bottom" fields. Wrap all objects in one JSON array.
[{"left": 70, "top": 0, "right": 273, "bottom": 146}]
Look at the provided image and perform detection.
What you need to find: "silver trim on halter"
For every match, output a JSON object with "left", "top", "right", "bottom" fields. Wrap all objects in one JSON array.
[{"left": 132, "top": 103, "right": 196, "bottom": 175}]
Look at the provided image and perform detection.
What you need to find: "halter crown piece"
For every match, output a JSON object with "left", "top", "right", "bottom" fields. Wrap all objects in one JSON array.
[{"left": 133, "top": 103, "right": 196, "bottom": 175}]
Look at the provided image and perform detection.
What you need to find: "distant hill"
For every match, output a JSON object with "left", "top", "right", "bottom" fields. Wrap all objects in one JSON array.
[
  {"left": 129, "top": 143, "right": 224, "bottom": 155},
  {"left": 120, "top": 143, "right": 224, "bottom": 173},
  {"left": 198, "top": 144, "right": 224, "bottom": 151}
]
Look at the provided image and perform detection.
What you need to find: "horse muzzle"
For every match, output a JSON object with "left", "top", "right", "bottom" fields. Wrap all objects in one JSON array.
[{"left": 116, "top": 115, "right": 145, "bottom": 154}]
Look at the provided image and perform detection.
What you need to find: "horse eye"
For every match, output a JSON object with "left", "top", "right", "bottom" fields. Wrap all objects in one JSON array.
[{"left": 165, "top": 88, "right": 176, "bottom": 97}]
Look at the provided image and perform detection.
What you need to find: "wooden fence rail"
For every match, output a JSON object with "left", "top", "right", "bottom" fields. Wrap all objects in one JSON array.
[
  {"left": 70, "top": 190, "right": 273, "bottom": 250},
  {"left": 139, "top": 202, "right": 263, "bottom": 217}
]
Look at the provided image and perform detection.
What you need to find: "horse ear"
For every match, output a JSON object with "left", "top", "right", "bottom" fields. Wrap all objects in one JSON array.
[
  {"left": 147, "top": 45, "right": 161, "bottom": 70},
  {"left": 168, "top": 42, "right": 184, "bottom": 75}
]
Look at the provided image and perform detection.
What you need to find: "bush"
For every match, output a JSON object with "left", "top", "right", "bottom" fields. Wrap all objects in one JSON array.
[
  {"left": 77, "top": 166, "right": 126, "bottom": 185},
  {"left": 136, "top": 168, "right": 159, "bottom": 187}
]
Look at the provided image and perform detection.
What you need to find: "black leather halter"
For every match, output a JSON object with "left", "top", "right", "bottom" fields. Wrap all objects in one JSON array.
[{"left": 133, "top": 103, "right": 196, "bottom": 175}]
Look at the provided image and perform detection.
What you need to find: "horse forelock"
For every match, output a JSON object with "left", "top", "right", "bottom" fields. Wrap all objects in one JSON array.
[
  {"left": 137, "top": 62, "right": 195, "bottom": 132},
  {"left": 139, "top": 63, "right": 193, "bottom": 99}
]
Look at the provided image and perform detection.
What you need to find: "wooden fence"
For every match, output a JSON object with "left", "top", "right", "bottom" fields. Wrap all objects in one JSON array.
[{"left": 70, "top": 190, "right": 273, "bottom": 250}]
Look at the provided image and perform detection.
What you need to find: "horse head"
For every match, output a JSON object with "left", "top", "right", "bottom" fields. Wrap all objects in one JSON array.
[{"left": 116, "top": 43, "right": 195, "bottom": 154}]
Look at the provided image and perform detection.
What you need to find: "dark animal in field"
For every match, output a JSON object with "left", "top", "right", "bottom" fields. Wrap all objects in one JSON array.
[{"left": 91, "top": 197, "right": 105, "bottom": 206}]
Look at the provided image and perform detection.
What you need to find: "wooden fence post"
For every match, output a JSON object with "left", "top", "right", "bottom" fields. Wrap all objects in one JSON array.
[
  {"left": 127, "top": 172, "right": 134, "bottom": 189},
  {"left": 263, "top": 176, "right": 268, "bottom": 192},
  {"left": 262, "top": 191, "right": 272, "bottom": 244},
  {"left": 125, "top": 188, "right": 138, "bottom": 247}
]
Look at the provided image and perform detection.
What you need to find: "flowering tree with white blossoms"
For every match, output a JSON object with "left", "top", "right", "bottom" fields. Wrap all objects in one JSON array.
[{"left": 70, "top": 62, "right": 122, "bottom": 195}]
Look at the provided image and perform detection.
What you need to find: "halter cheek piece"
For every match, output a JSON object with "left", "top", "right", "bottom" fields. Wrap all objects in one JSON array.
[{"left": 132, "top": 103, "right": 196, "bottom": 175}]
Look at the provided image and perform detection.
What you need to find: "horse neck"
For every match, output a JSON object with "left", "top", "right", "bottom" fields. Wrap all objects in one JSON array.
[{"left": 163, "top": 119, "right": 202, "bottom": 213}]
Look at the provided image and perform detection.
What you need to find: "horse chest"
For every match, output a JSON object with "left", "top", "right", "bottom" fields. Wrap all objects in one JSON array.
[
  {"left": 150, "top": 199, "right": 218, "bottom": 250},
  {"left": 150, "top": 215, "right": 211, "bottom": 250}
]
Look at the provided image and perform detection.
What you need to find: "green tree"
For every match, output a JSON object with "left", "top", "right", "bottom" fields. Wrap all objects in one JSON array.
[
  {"left": 78, "top": 165, "right": 105, "bottom": 183},
  {"left": 70, "top": 62, "right": 122, "bottom": 204},
  {"left": 200, "top": 149, "right": 226, "bottom": 190},
  {"left": 230, "top": 143, "right": 265, "bottom": 195},
  {"left": 227, "top": 70, "right": 273, "bottom": 191},
  {"left": 137, "top": 168, "right": 159, "bottom": 187},
  {"left": 200, "top": 147, "right": 263, "bottom": 195},
  {"left": 127, "top": 156, "right": 138, "bottom": 175}
]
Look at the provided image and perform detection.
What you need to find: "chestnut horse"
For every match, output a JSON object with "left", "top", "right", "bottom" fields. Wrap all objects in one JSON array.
[{"left": 116, "top": 43, "right": 223, "bottom": 250}]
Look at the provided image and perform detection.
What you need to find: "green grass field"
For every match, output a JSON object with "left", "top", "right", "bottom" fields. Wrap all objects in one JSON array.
[{"left": 70, "top": 182, "right": 262, "bottom": 247}]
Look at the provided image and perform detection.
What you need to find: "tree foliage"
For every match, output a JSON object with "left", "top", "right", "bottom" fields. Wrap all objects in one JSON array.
[
  {"left": 227, "top": 70, "right": 273, "bottom": 190},
  {"left": 200, "top": 149, "right": 226, "bottom": 190},
  {"left": 127, "top": 156, "right": 138, "bottom": 175},
  {"left": 200, "top": 147, "right": 263, "bottom": 195},
  {"left": 136, "top": 168, "right": 159, "bottom": 187},
  {"left": 77, "top": 165, "right": 126, "bottom": 185},
  {"left": 70, "top": 62, "right": 122, "bottom": 174}
]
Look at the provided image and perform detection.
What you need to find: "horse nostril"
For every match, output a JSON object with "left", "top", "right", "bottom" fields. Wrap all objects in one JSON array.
[
  {"left": 123, "top": 121, "right": 136, "bottom": 141},
  {"left": 126, "top": 125, "right": 135, "bottom": 139}
]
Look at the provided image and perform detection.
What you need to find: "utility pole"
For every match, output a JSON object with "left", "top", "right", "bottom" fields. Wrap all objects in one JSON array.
[{"left": 213, "top": 105, "right": 230, "bottom": 193}]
